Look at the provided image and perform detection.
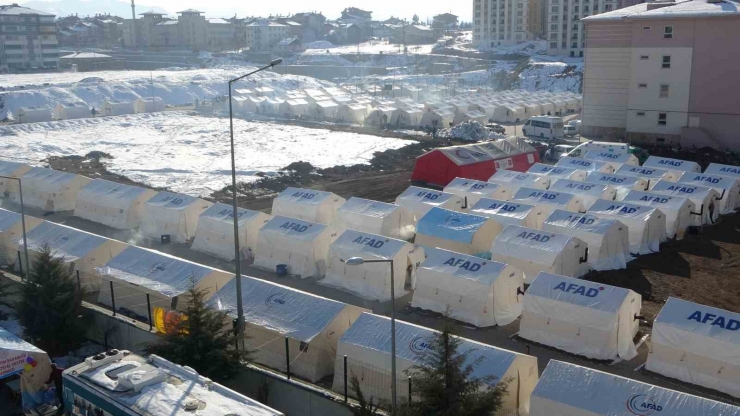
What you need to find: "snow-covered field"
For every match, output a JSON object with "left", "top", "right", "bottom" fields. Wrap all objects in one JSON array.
[
  {"left": 304, "top": 39, "right": 436, "bottom": 55},
  {"left": 0, "top": 112, "right": 413, "bottom": 196}
]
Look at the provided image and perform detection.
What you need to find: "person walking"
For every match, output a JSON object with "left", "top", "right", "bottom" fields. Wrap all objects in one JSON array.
[{"left": 46, "top": 362, "right": 65, "bottom": 411}]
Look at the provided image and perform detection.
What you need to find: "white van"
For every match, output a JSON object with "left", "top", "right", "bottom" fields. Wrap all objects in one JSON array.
[
  {"left": 565, "top": 141, "right": 630, "bottom": 158},
  {"left": 522, "top": 116, "right": 564, "bottom": 139}
]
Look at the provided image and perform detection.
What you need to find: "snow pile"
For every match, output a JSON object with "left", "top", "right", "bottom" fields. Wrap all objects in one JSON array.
[
  {"left": 86, "top": 360, "right": 143, "bottom": 390},
  {"left": 304, "top": 40, "right": 336, "bottom": 49},
  {"left": 518, "top": 60, "right": 583, "bottom": 92},
  {"left": 0, "top": 305, "right": 23, "bottom": 338},
  {"left": 437, "top": 121, "right": 504, "bottom": 141}
]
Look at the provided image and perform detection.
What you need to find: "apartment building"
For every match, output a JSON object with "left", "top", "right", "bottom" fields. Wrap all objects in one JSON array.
[
  {"left": 245, "top": 19, "right": 289, "bottom": 51},
  {"left": 473, "top": 0, "right": 543, "bottom": 48},
  {"left": 122, "top": 10, "right": 235, "bottom": 49},
  {"left": 0, "top": 4, "right": 58, "bottom": 70},
  {"left": 581, "top": 0, "right": 740, "bottom": 149},
  {"left": 546, "top": 0, "right": 623, "bottom": 56}
]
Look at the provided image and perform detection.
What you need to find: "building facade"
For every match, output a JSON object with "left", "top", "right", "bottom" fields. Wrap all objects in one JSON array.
[
  {"left": 122, "top": 10, "right": 235, "bottom": 49},
  {"left": 581, "top": 0, "right": 740, "bottom": 149},
  {"left": 245, "top": 19, "right": 289, "bottom": 51},
  {"left": 0, "top": 4, "right": 58, "bottom": 70},
  {"left": 546, "top": 0, "right": 623, "bottom": 56},
  {"left": 473, "top": 0, "right": 543, "bottom": 48}
]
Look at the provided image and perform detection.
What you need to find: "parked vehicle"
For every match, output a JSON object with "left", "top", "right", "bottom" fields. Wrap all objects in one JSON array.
[
  {"left": 522, "top": 116, "right": 564, "bottom": 139},
  {"left": 564, "top": 125, "right": 577, "bottom": 137},
  {"left": 546, "top": 144, "right": 576, "bottom": 161},
  {"left": 486, "top": 123, "right": 506, "bottom": 134}
]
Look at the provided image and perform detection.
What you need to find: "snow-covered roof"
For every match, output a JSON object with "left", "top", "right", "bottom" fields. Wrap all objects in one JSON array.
[
  {"left": 0, "top": 4, "right": 54, "bottom": 16},
  {"left": 208, "top": 276, "right": 349, "bottom": 342},
  {"left": 145, "top": 191, "right": 201, "bottom": 210},
  {"left": 0, "top": 325, "right": 44, "bottom": 354},
  {"left": 528, "top": 272, "right": 632, "bottom": 313},
  {"left": 417, "top": 207, "right": 490, "bottom": 244},
  {"left": 21, "top": 221, "right": 110, "bottom": 263},
  {"left": 207, "top": 18, "right": 231, "bottom": 24},
  {"left": 60, "top": 52, "right": 112, "bottom": 59},
  {"left": 177, "top": 8, "right": 204, "bottom": 13},
  {"left": 420, "top": 247, "right": 508, "bottom": 286},
  {"left": 584, "top": 0, "right": 740, "bottom": 21},
  {"left": 278, "top": 37, "right": 301, "bottom": 46},
  {"left": 316, "top": 100, "right": 339, "bottom": 108}
]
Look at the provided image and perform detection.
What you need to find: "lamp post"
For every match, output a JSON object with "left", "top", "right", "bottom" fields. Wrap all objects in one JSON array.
[
  {"left": 227, "top": 58, "right": 282, "bottom": 351},
  {"left": 0, "top": 176, "right": 30, "bottom": 280},
  {"left": 343, "top": 257, "right": 397, "bottom": 413}
]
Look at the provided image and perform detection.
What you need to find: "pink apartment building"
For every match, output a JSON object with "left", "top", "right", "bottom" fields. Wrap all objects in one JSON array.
[{"left": 581, "top": 0, "right": 740, "bottom": 149}]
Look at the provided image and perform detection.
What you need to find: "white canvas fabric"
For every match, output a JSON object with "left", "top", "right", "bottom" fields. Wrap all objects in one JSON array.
[
  {"left": 470, "top": 198, "right": 541, "bottom": 229},
  {"left": 97, "top": 246, "right": 232, "bottom": 318},
  {"left": 16, "top": 167, "right": 91, "bottom": 212},
  {"left": 271, "top": 187, "right": 346, "bottom": 224},
  {"left": 584, "top": 149, "right": 638, "bottom": 168},
  {"left": 649, "top": 179, "right": 720, "bottom": 226},
  {"left": 412, "top": 247, "right": 524, "bottom": 327},
  {"left": 488, "top": 170, "right": 549, "bottom": 196},
  {"left": 556, "top": 157, "right": 614, "bottom": 174},
  {"left": 322, "top": 229, "right": 424, "bottom": 301},
  {"left": 705, "top": 163, "right": 740, "bottom": 178},
  {"left": 616, "top": 164, "right": 681, "bottom": 183},
  {"left": 140, "top": 191, "right": 212, "bottom": 243},
  {"left": 0, "top": 160, "right": 31, "bottom": 195},
  {"left": 394, "top": 186, "right": 464, "bottom": 221},
  {"left": 254, "top": 216, "right": 337, "bottom": 278},
  {"left": 53, "top": 101, "right": 88, "bottom": 119},
  {"left": 647, "top": 297, "right": 740, "bottom": 398},
  {"left": 491, "top": 225, "right": 589, "bottom": 284},
  {"left": 530, "top": 360, "right": 740, "bottom": 416},
  {"left": 622, "top": 190, "right": 694, "bottom": 239},
  {"left": 543, "top": 210, "right": 630, "bottom": 271},
  {"left": 0, "top": 326, "right": 52, "bottom": 401},
  {"left": 548, "top": 178, "right": 616, "bottom": 209},
  {"left": 332, "top": 197, "right": 415, "bottom": 240},
  {"left": 74, "top": 179, "right": 157, "bottom": 229},
  {"left": 0, "top": 208, "right": 42, "bottom": 266},
  {"left": 415, "top": 207, "right": 501, "bottom": 256},
  {"left": 585, "top": 171, "right": 649, "bottom": 200},
  {"left": 443, "top": 177, "right": 511, "bottom": 209},
  {"left": 521, "top": 273, "right": 641, "bottom": 360},
  {"left": 587, "top": 199, "right": 666, "bottom": 255},
  {"left": 333, "top": 313, "right": 539, "bottom": 414},
  {"left": 190, "top": 203, "right": 271, "bottom": 261},
  {"left": 528, "top": 163, "right": 587, "bottom": 182},
  {"left": 678, "top": 172, "right": 740, "bottom": 214},
  {"left": 207, "top": 276, "right": 365, "bottom": 382},
  {"left": 511, "top": 187, "right": 586, "bottom": 229},
  {"left": 644, "top": 156, "right": 701, "bottom": 176}
]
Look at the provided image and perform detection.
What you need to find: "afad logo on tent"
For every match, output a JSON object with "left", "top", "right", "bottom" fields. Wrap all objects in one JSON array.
[
  {"left": 265, "top": 293, "right": 287, "bottom": 307},
  {"left": 149, "top": 262, "right": 167, "bottom": 273},
  {"left": 626, "top": 394, "right": 663, "bottom": 415},
  {"left": 409, "top": 336, "right": 436, "bottom": 354},
  {"left": 444, "top": 214, "right": 463, "bottom": 226}
]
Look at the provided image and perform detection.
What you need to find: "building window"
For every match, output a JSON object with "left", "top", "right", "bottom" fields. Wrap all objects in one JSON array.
[
  {"left": 638, "top": 83, "right": 647, "bottom": 89},
  {"left": 642, "top": 26, "right": 651, "bottom": 30},
  {"left": 660, "top": 84, "right": 669, "bottom": 98},
  {"left": 551, "top": 24, "right": 558, "bottom": 30},
  {"left": 640, "top": 55, "right": 649, "bottom": 60},
  {"left": 658, "top": 113, "right": 667, "bottom": 125},
  {"left": 579, "top": 51, "right": 584, "bottom": 57},
  {"left": 550, "top": 42, "right": 558, "bottom": 48},
  {"left": 662, "top": 55, "right": 671, "bottom": 68},
  {"left": 637, "top": 111, "right": 646, "bottom": 117},
  {"left": 664, "top": 26, "right": 673, "bottom": 38},
  {"left": 551, "top": 15, "right": 559, "bottom": 21},
  {"left": 517, "top": 10, "right": 524, "bottom": 16},
  {"left": 550, "top": 33, "right": 558, "bottom": 40},
  {"left": 552, "top": 6, "right": 559, "bottom": 11}
]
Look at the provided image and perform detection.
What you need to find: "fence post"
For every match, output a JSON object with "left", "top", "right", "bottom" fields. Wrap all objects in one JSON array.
[
  {"left": 146, "top": 293, "right": 153, "bottom": 331},
  {"left": 525, "top": 345, "right": 530, "bottom": 355},
  {"left": 109, "top": 281, "right": 116, "bottom": 316},
  {"left": 343, "top": 355, "right": 348, "bottom": 403},
  {"left": 285, "top": 337, "right": 290, "bottom": 380},
  {"left": 76, "top": 270, "right": 81, "bottom": 292},
  {"left": 16, "top": 251, "right": 22, "bottom": 278}
]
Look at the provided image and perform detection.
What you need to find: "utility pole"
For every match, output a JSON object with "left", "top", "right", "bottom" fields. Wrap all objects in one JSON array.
[{"left": 130, "top": 0, "right": 137, "bottom": 47}]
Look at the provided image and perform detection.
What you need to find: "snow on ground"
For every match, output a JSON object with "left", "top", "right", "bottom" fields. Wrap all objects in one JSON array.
[
  {"left": 518, "top": 60, "right": 583, "bottom": 92},
  {"left": 0, "top": 112, "right": 413, "bottom": 196},
  {"left": 303, "top": 39, "right": 435, "bottom": 55},
  {"left": 0, "top": 304, "right": 23, "bottom": 338}
]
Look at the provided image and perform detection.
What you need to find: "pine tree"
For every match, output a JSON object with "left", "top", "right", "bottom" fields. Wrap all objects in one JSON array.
[
  {"left": 351, "top": 374, "right": 382, "bottom": 415},
  {"left": 15, "top": 245, "right": 90, "bottom": 355},
  {"left": 399, "top": 312, "right": 509, "bottom": 416},
  {"left": 145, "top": 279, "right": 246, "bottom": 382}
]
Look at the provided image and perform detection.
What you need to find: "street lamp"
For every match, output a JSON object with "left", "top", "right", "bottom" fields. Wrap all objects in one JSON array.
[
  {"left": 343, "top": 256, "right": 398, "bottom": 413},
  {"left": 227, "top": 58, "right": 282, "bottom": 351},
  {"left": 0, "top": 176, "right": 30, "bottom": 281}
]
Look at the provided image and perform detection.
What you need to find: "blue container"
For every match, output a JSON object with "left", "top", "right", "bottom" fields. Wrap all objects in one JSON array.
[{"left": 276, "top": 264, "right": 288, "bottom": 276}]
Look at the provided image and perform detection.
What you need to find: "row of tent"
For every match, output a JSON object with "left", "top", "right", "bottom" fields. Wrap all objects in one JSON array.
[{"left": 14, "top": 98, "right": 166, "bottom": 123}]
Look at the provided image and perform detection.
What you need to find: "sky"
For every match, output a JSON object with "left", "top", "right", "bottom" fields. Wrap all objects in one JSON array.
[{"left": 18, "top": 0, "right": 471, "bottom": 22}]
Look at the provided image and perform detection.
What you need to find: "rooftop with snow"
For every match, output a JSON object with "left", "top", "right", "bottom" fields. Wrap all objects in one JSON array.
[{"left": 583, "top": 0, "right": 740, "bottom": 21}]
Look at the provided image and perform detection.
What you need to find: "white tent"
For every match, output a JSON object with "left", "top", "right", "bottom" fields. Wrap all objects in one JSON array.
[
  {"left": 336, "top": 103, "right": 370, "bottom": 124},
  {"left": 0, "top": 208, "right": 43, "bottom": 267},
  {"left": 207, "top": 276, "right": 366, "bottom": 383},
  {"left": 253, "top": 216, "right": 337, "bottom": 278},
  {"left": 452, "top": 110, "right": 488, "bottom": 125},
  {"left": 244, "top": 96, "right": 265, "bottom": 113},
  {"left": 705, "top": 162, "right": 740, "bottom": 178},
  {"left": 529, "top": 360, "right": 740, "bottom": 416},
  {"left": 365, "top": 106, "right": 396, "bottom": 126},
  {"left": 585, "top": 171, "right": 649, "bottom": 200},
  {"left": 677, "top": 172, "right": 740, "bottom": 214},
  {"left": 649, "top": 179, "right": 719, "bottom": 226},
  {"left": 647, "top": 297, "right": 740, "bottom": 398},
  {"left": 528, "top": 163, "right": 587, "bottom": 182},
  {"left": 0, "top": 326, "right": 53, "bottom": 410},
  {"left": 278, "top": 98, "right": 309, "bottom": 118},
  {"left": 615, "top": 164, "right": 681, "bottom": 183},
  {"left": 443, "top": 177, "right": 511, "bottom": 211},
  {"left": 333, "top": 313, "right": 538, "bottom": 414},
  {"left": 556, "top": 156, "right": 614, "bottom": 174},
  {"left": 313, "top": 100, "right": 339, "bottom": 121},
  {"left": 271, "top": 187, "right": 346, "bottom": 224},
  {"left": 415, "top": 207, "right": 501, "bottom": 256},
  {"left": 622, "top": 190, "right": 695, "bottom": 239},
  {"left": 97, "top": 246, "right": 233, "bottom": 319},
  {"left": 491, "top": 225, "right": 590, "bottom": 284},
  {"left": 19, "top": 221, "right": 128, "bottom": 289},
  {"left": 332, "top": 197, "right": 415, "bottom": 240},
  {"left": 16, "top": 106, "right": 52, "bottom": 123},
  {"left": 322, "top": 229, "right": 424, "bottom": 301},
  {"left": 255, "top": 86, "right": 275, "bottom": 97},
  {"left": 548, "top": 178, "right": 616, "bottom": 209},
  {"left": 584, "top": 150, "right": 637, "bottom": 171},
  {"left": 510, "top": 187, "right": 586, "bottom": 229},
  {"left": 191, "top": 203, "right": 271, "bottom": 261},
  {"left": 419, "top": 108, "right": 455, "bottom": 129},
  {"left": 0, "top": 160, "right": 31, "bottom": 195},
  {"left": 643, "top": 155, "right": 701, "bottom": 177},
  {"left": 394, "top": 186, "right": 464, "bottom": 221},
  {"left": 587, "top": 199, "right": 666, "bottom": 254},
  {"left": 542, "top": 210, "right": 630, "bottom": 271},
  {"left": 102, "top": 99, "right": 135, "bottom": 116},
  {"left": 140, "top": 191, "right": 213, "bottom": 243},
  {"left": 16, "top": 167, "right": 91, "bottom": 212},
  {"left": 470, "top": 198, "right": 541, "bottom": 229},
  {"left": 389, "top": 107, "right": 423, "bottom": 128},
  {"left": 488, "top": 170, "right": 549, "bottom": 196},
  {"left": 411, "top": 247, "right": 524, "bottom": 327},
  {"left": 259, "top": 98, "right": 283, "bottom": 115},
  {"left": 53, "top": 101, "right": 88, "bottom": 120},
  {"left": 521, "top": 272, "right": 641, "bottom": 360},
  {"left": 492, "top": 103, "right": 525, "bottom": 123},
  {"left": 133, "top": 97, "right": 165, "bottom": 113},
  {"left": 74, "top": 179, "right": 157, "bottom": 229}
]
